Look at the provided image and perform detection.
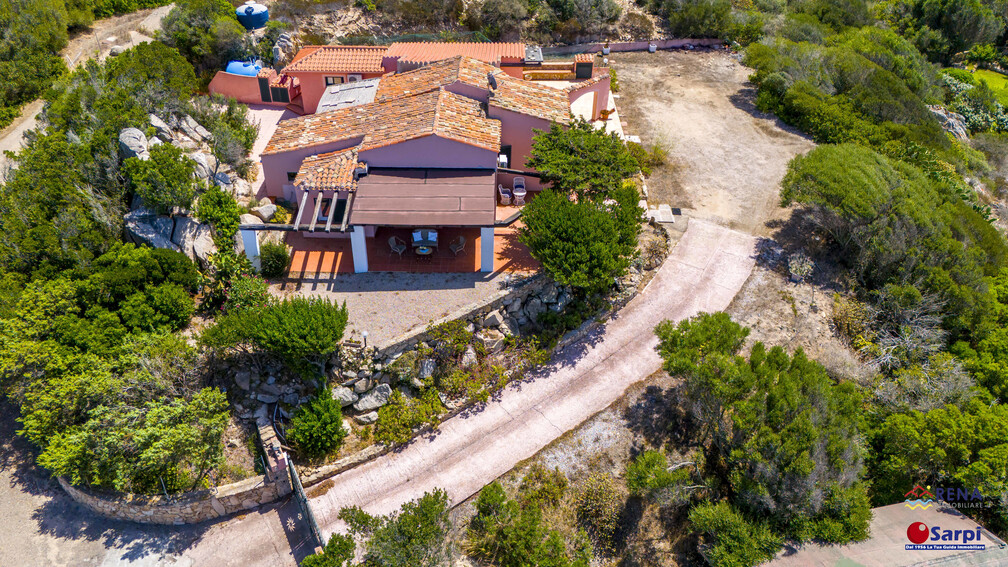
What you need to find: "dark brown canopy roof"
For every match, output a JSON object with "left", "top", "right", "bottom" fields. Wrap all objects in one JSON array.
[{"left": 350, "top": 168, "right": 496, "bottom": 226}]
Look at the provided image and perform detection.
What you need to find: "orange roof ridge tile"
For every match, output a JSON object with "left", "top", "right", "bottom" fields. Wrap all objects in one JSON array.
[{"left": 283, "top": 45, "right": 388, "bottom": 74}]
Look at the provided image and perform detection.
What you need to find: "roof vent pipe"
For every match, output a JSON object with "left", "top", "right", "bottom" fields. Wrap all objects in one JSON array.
[{"left": 354, "top": 162, "right": 369, "bottom": 179}]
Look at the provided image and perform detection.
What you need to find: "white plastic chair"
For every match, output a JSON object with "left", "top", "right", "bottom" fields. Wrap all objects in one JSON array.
[
  {"left": 513, "top": 177, "right": 527, "bottom": 205},
  {"left": 498, "top": 184, "right": 512, "bottom": 205}
]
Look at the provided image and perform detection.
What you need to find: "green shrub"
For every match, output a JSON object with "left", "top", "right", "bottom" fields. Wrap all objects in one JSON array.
[
  {"left": 575, "top": 472, "right": 621, "bottom": 546},
  {"left": 688, "top": 502, "right": 783, "bottom": 567},
  {"left": 287, "top": 389, "right": 348, "bottom": 459},
  {"left": 519, "top": 463, "right": 568, "bottom": 507},
  {"left": 625, "top": 450, "right": 677, "bottom": 496},
  {"left": 301, "top": 533, "right": 354, "bottom": 567},
  {"left": 339, "top": 489, "right": 452, "bottom": 567},
  {"left": 468, "top": 481, "right": 593, "bottom": 567},
  {"left": 374, "top": 390, "right": 444, "bottom": 445},
  {"left": 259, "top": 241, "right": 290, "bottom": 279},
  {"left": 224, "top": 273, "right": 269, "bottom": 313},
  {"left": 122, "top": 143, "right": 198, "bottom": 214},
  {"left": 196, "top": 184, "right": 241, "bottom": 247},
  {"left": 519, "top": 186, "right": 641, "bottom": 293},
  {"left": 201, "top": 297, "right": 349, "bottom": 376}
]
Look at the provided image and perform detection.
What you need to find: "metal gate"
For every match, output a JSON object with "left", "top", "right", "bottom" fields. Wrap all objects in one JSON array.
[{"left": 289, "top": 459, "right": 325, "bottom": 550}]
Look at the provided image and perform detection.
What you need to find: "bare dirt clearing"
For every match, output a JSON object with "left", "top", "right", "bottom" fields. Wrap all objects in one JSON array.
[{"left": 613, "top": 50, "right": 815, "bottom": 236}]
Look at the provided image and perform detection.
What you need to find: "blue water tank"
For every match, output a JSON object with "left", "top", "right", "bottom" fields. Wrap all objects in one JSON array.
[
  {"left": 235, "top": 1, "right": 268, "bottom": 30},
  {"left": 226, "top": 60, "right": 262, "bottom": 76}
]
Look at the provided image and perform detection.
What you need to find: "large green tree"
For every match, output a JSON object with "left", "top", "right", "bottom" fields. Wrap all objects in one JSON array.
[
  {"left": 657, "top": 312, "right": 872, "bottom": 544},
  {"left": 518, "top": 184, "right": 641, "bottom": 293},
  {"left": 526, "top": 118, "right": 639, "bottom": 201}
]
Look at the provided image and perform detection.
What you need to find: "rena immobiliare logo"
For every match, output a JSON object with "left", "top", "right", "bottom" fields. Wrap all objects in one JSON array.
[
  {"left": 904, "top": 485, "right": 936, "bottom": 510},
  {"left": 905, "top": 521, "right": 986, "bottom": 551}
]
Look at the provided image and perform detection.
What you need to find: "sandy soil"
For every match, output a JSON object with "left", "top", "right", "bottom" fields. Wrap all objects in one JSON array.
[{"left": 613, "top": 50, "right": 815, "bottom": 236}]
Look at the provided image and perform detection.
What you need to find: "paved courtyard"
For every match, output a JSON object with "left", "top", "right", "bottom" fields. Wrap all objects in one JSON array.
[{"left": 272, "top": 270, "right": 512, "bottom": 346}]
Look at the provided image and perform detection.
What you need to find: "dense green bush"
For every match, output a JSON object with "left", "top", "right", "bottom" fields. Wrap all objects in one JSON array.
[
  {"left": 780, "top": 144, "right": 1007, "bottom": 342},
  {"left": 123, "top": 143, "right": 199, "bottom": 213},
  {"left": 223, "top": 273, "right": 270, "bottom": 313},
  {"left": 663, "top": 0, "right": 731, "bottom": 38},
  {"left": 339, "top": 489, "right": 452, "bottom": 567},
  {"left": 657, "top": 313, "right": 871, "bottom": 546},
  {"left": 519, "top": 185, "right": 641, "bottom": 293},
  {"left": 688, "top": 502, "right": 783, "bottom": 567},
  {"left": 301, "top": 534, "right": 354, "bottom": 567},
  {"left": 287, "top": 389, "right": 347, "bottom": 460},
  {"left": 159, "top": 0, "right": 246, "bottom": 79},
  {"left": 258, "top": 241, "right": 290, "bottom": 279},
  {"left": 527, "top": 119, "right": 640, "bottom": 201},
  {"left": 197, "top": 184, "right": 242, "bottom": 247},
  {"left": 374, "top": 390, "right": 444, "bottom": 445},
  {"left": 201, "top": 297, "right": 349, "bottom": 376},
  {"left": 625, "top": 450, "right": 679, "bottom": 496},
  {"left": 468, "top": 481, "right": 592, "bottom": 567},
  {"left": 0, "top": 0, "right": 69, "bottom": 129}
]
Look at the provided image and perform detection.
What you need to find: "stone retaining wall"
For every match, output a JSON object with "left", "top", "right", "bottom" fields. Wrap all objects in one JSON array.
[
  {"left": 373, "top": 274, "right": 552, "bottom": 358},
  {"left": 541, "top": 38, "right": 724, "bottom": 56},
  {"left": 59, "top": 423, "right": 293, "bottom": 525}
]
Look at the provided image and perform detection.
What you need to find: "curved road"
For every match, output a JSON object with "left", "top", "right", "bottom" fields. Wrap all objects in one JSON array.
[{"left": 178, "top": 219, "right": 756, "bottom": 566}]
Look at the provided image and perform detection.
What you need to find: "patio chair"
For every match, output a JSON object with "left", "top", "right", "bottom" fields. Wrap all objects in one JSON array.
[
  {"left": 497, "top": 184, "right": 512, "bottom": 206},
  {"left": 449, "top": 235, "right": 466, "bottom": 256},
  {"left": 388, "top": 236, "right": 406, "bottom": 257},
  {"left": 513, "top": 177, "right": 527, "bottom": 206}
]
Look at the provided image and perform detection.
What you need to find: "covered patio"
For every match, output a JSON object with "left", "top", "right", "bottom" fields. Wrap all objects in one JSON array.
[{"left": 284, "top": 223, "right": 536, "bottom": 278}]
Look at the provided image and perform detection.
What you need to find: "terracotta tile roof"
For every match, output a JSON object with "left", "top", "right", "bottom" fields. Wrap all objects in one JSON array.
[
  {"left": 294, "top": 147, "right": 360, "bottom": 192},
  {"left": 283, "top": 45, "right": 388, "bottom": 74},
  {"left": 574, "top": 53, "right": 595, "bottom": 63},
  {"left": 490, "top": 78, "right": 571, "bottom": 124},
  {"left": 375, "top": 56, "right": 501, "bottom": 102},
  {"left": 565, "top": 72, "right": 608, "bottom": 93},
  {"left": 263, "top": 88, "right": 501, "bottom": 155},
  {"left": 386, "top": 42, "right": 525, "bottom": 66}
]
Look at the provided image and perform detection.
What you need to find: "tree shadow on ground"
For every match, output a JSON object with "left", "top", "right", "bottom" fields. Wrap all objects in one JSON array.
[
  {"left": 621, "top": 384, "right": 691, "bottom": 451},
  {"left": 758, "top": 209, "right": 852, "bottom": 296},
  {"left": 727, "top": 86, "right": 815, "bottom": 142}
]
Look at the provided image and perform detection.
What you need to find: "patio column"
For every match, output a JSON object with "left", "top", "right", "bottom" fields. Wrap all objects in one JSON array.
[
  {"left": 480, "top": 226, "right": 494, "bottom": 273},
  {"left": 241, "top": 228, "right": 260, "bottom": 271},
  {"left": 351, "top": 225, "right": 369, "bottom": 273}
]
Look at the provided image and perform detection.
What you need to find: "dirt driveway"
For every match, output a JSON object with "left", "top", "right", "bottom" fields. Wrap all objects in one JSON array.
[{"left": 613, "top": 50, "right": 815, "bottom": 236}]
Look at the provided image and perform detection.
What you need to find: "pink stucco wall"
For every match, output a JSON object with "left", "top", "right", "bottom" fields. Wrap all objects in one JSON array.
[
  {"left": 262, "top": 135, "right": 497, "bottom": 200},
  {"left": 487, "top": 105, "right": 551, "bottom": 172},
  {"left": 209, "top": 72, "right": 269, "bottom": 106},
  {"left": 288, "top": 71, "right": 385, "bottom": 114},
  {"left": 567, "top": 73, "right": 611, "bottom": 121},
  {"left": 359, "top": 136, "right": 498, "bottom": 169}
]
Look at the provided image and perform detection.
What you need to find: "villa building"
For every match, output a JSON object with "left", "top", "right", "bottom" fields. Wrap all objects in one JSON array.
[{"left": 224, "top": 43, "right": 612, "bottom": 274}]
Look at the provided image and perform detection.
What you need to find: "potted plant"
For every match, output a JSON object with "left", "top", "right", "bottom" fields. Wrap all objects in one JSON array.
[
  {"left": 602, "top": 41, "right": 611, "bottom": 55},
  {"left": 648, "top": 41, "right": 657, "bottom": 53}
]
